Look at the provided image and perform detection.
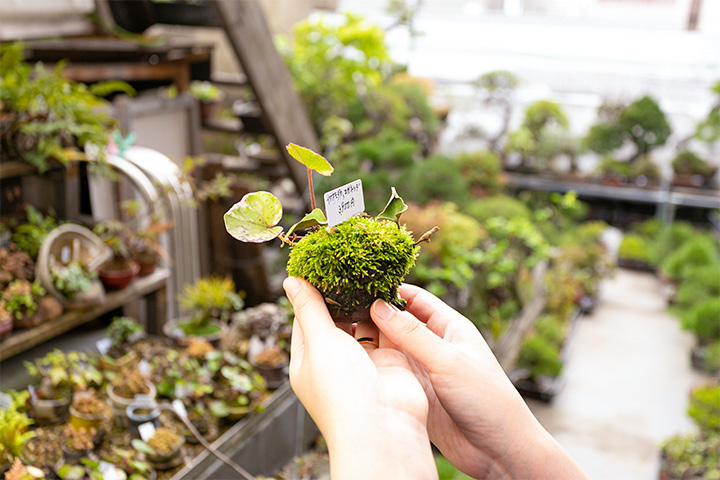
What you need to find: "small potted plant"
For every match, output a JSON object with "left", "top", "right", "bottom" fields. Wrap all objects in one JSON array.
[
  {"left": 104, "top": 447, "right": 155, "bottom": 480},
  {"left": 61, "top": 425, "right": 97, "bottom": 464},
  {"left": 251, "top": 344, "right": 288, "bottom": 389},
  {"left": 132, "top": 427, "right": 184, "bottom": 470},
  {"left": 164, "top": 276, "right": 244, "bottom": 346},
  {"left": 189, "top": 80, "right": 223, "bottom": 121},
  {"left": 24, "top": 350, "right": 103, "bottom": 424},
  {"left": 100, "top": 316, "right": 146, "bottom": 370},
  {"left": 106, "top": 364, "right": 156, "bottom": 426},
  {"left": 0, "top": 391, "right": 36, "bottom": 468},
  {"left": 224, "top": 144, "right": 435, "bottom": 323},
  {"left": 68, "top": 389, "right": 108, "bottom": 431},
  {"left": 94, "top": 220, "right": 140, "bottom": 290},
  {"left": 126, "top": 400, "right": 161, "bottom": 440},
  {"left": 182, "top": 402, "right": 218, "bottom": 444},
  {"left": 3, "top": 279, "right": 47, "bottom": 329},
  {"left": 50, "top": 260, "right": 100, "bottom": 304},
  {"left": 671, "top": 150, "right": 717, "bottom": 189}
]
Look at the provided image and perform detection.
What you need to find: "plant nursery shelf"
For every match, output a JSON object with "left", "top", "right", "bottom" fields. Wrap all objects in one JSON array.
[
  {"left": 505, "top": 173, "right": 720, "bottom": 212},
  {"left": 0, "top": 268, "right": 169, "bottom": 361}
]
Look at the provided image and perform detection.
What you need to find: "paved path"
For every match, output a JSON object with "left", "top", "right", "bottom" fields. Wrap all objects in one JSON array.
[{"left": 527, "top": 269, "right": 706, "bottom": 480}]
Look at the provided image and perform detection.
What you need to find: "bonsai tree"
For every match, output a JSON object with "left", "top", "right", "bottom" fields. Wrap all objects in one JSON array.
[
  {"left": 225, "top": 143, "right": 436, "bottom": 322},
  {"left": 583, "top": 95, "right": 671, "bottom": 164},
  {"left": 471, "top": 70, "right": 520, "bottom": 155},
  {"left": 176, "top": 276, "right": 244, "bottom": 337},
  {"left": 505, "top": 100, "right": 573, "bottom": 172}
]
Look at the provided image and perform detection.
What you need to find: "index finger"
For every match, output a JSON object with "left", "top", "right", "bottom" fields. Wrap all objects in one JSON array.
[{"left": 399, "top": 283, "right": 480, "bottom": 339}]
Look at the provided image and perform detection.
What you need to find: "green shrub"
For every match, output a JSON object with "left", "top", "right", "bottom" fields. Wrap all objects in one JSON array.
[
  {"left": 455, "top": 150, "right": 503, "bottom": 195},
  {"left": 631, "top": 218, "right": 664, "bottom": 238},
  {"left": 517, "top": 334, "right": 563, "bottom": 379},
  {"left": 403, "top": 154, "right": 473, "bottom": 206},
  {"left": 672, "top": 150, "right": 713, "bottom": 177},
  {"left": 704, "top": 341, "right": 720, "bottom": 374},
  {"left": 661, "top": 236, "right": 719, "bottom": 280},
  {"left": 673, "top": 262, "right": 720, "bottom": 310},
  {"left": 595, "top": 156, "right": 631, "bottom": 178},
  {"left": 648, "top": 222, "right": 696, "bottom": 267},
  {"left": 629, "top": 156, "right": 661, "bottom": 182},
  {"left": 465, "top": 195, "right": 532, "bottom": 224},
  {"left": 688, "top": 382, "right": 720, "bottom": 432},
  {"left": 534, "top": 314, "right": 565, "bottom": 349},
  {"left": 682, "top": 298, "right": 720, "bottom": 341},
  {"left": 660, "top": 431, "right": 720, "bottom": 480},
  {"left": 618, "top": 234, "right": 650, "bottom": 262}
]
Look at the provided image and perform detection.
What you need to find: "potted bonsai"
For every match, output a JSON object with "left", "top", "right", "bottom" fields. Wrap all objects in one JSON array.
[
  {"left": 100, "top": 316, "right": 146, "bottom": 370},
  {"left": 106, "top": 364, "right": 156, "bottom": 426},
  {"left": 224, "top": 143, "right": 436, "bottom": 323},
  {"left": 3, "top": 279, "right": 61, "bottom": 330},
  {"left": 94, "top": 220, "right": 140, "bottom": 290},
  {"left": 164, "top": 276, "right": 244, "bottom": 345},
  {"left": 61, "top": 425, "right": 97, "bottom": 464}
]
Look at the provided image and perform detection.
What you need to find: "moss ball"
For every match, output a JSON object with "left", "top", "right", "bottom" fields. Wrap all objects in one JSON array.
[{"left": 287, "top": 216, "right": 419, "bottom": 314}]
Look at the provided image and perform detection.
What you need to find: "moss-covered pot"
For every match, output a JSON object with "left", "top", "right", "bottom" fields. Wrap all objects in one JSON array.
[{"left": 286, "top": 216, "right": 418, "bottom": 323}]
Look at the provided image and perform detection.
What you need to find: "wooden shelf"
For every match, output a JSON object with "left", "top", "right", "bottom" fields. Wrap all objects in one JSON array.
[{"left": 0, "top": 268, "right": 169, "bottom": 362}]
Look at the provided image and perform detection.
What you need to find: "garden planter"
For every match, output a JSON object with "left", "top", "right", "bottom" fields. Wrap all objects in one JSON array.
[
  {"left": 0, "top": 314, "right": 13, "bottom": 340},
  {"left": 617, "top": 257, "right": 655, "bottom": 272},
  {"left": 233, "top": 102, "right": 270, "bottom": 134},
  {"left": 29, "top": 395, "right": 71, "bottom": 425},
  {"left": 126, "top": 403, "right": 161, "bottom": 439},
  {"left": 98, "top": 257, "right": 140, "bottom": 290},
  {"left": 255, "top": 365, "right": 286, "bottom": 390},
  {"left": 98, "top": 350, "right": 139, "bottom": 372},
  {"left": 68, "top": 405, "right": 104, "bottom": 431},
  {"left": 106, "top": 381, "right": 157, "bottom": 426},
  {"left": 163, "top": 318, "right": 228, "bottom": 348}
]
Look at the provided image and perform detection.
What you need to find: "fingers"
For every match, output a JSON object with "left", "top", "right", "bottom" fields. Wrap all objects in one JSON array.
[
  {"left": 283, "top": 277, "right": 337, "bottom": 346},
  {"left": 370, "top": 299, "right": 453, "bottom": 372},
  {"left": 355, "top": 319, "right": 380, "bottom": 353},
  {"left": 399, "top": 283, "right": 481, "bottom": 340},
  {"left": 288, "top": 318, "right": 304, "bottom": 386}
]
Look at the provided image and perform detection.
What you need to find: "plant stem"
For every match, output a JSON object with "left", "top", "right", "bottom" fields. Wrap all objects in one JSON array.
[{"left": 307, "top": 167, "right": 316, "bottom": 211}]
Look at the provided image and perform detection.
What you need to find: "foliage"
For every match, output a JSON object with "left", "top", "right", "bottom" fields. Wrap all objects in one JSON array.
[
  {"left": 534, "top": 314, "right": 565, "bottom": 349},
  {"left": 3, "top": 279, "right": 45, "bottom": 320},
  {"left": 660, "top": 431, "right": 720, "bottom": 480},
  {"left": 10, "top": 205, "right": 59, "bottom": 260},
  {"left": 648, "top": 221, "right": 696, "bottom": 268},
  {"left": 107, "top": 316, "right": 145, "bottom": 348},
  {"left": 465, "top": 195, "right": 532, "bottom": 225},
  {"left": 0, "top": 390, "right": 35, "bottom": 465},
  {"left": 628, "top": 156, "right": 661, "bottom": 182},
  {"left": 403, "top": 154, "right": 474, "bottom": 206},
  {"left": 688, "top": 381, "right": 720, "bottom": 432},
  {"left": 594, "top": 155, "right": 631, "bottom": 179},
  {"left": 618, "top": 234, "right": 650, "bottom": 262},
  {"left": 0, "top": 42, "right": 129, "bottom": 172},
  {"left": 695, "top": 80, "right": 720, "bottom": 144},
  {"left": 583, "top": 95, "right": 671, "bottom": 163},
  {"left": 189, "top": 80, "right": 221, "bottom": 102},
  {"left": 277, "top": 13, "right": 392, "bottom": 137},
  {"left": 179, "top": 276, "right": 244, "bottom": 333},
  {"left": 661, "top": 236, "right": 718, "bottom": 280},
  {"left": 455, "top": 150, "right": 504, "bottom": 195},
  {"left": 517, "top": 334, "right": 563, "bottom": 380},
  {"left": 681, "top": 298, "right": 720, "bottom": 342},
  {"left": 25, "top": 349, "right": 102, "bottom": 399},
  {"left": 287, "top": 215, "right": 418, "bottom": 313},
  {"left": 506, "top": 100, "right": 572, "bottom": 171},
  {"left": 51, "top": 260, "right": 97, "bottom": 300},
  {"left": 704, "top": 341, "right": 720, "bottom": 374},
  {"left": 672, "top": 262, "right": 720, "bottom": 310},
  {"left": 672, "top": 150, "right": 714, "bottom": 177}
]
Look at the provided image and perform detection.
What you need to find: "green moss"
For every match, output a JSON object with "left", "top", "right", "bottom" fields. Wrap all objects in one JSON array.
[
  {"left": 286, "top": 215, "right": 419, "bottom": 313},
  {"left": 688, "top": 382, "right": 720, "bottom": 432}
]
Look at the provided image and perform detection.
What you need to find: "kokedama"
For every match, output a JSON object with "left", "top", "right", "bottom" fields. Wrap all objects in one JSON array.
[{"left": 224, "top": 144, "right": 436, "bottom": 322}]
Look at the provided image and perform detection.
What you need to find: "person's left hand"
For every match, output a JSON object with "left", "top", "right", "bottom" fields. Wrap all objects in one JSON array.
[{"left": 284, "top": 276, "right": 437, "bottom": 480}]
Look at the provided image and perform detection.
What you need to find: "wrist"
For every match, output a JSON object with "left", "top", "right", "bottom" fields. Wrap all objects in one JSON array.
[{"left": 326, "top": 408, "right": 437, "bottom": 480}]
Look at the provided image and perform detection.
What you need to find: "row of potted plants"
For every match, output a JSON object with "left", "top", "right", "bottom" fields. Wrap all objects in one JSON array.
[
  {"left": 1, "top": 289, "right": 292, "bottom": 479},
  {"left": 617, "top": 219, "right": 720, "bottom": 374}
]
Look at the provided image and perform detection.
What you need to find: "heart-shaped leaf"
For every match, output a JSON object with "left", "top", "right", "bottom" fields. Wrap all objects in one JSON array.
[
  {"left": 224, "top": 191, "right": 283, "bottom": 243},
  {"left": 286, "top": 143, "right": 334, "bottom": 176},
  {"left": 287, "top": 208, "right": 328, "bottom": 237},
  {"left": 376, "top": 187, "right": 408, "bottom": 225}
]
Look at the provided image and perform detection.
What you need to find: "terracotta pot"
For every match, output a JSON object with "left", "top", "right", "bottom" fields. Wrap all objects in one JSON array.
[{"left": 98, "top": 258, "right": 140, "bottom": 290}]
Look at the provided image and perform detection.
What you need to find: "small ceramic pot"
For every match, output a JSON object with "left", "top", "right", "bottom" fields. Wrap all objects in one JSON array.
[
  {"left": 126, "top": 402, "right": 161, "bottom": 439},
  {"left": 106, "top": 381, "right": 156, "bottom": 426},
  {"left": 255, "top": 364, "right": 286, "bottom": 390},
  {"left": 30, "top": 395, "right": 71, "bottom": 425},
  {"left": 99, "top": 259, "right": 140, "bottom": 290},
  {"left": 68, "top": 405, "right": 105, "bottom": 431}
]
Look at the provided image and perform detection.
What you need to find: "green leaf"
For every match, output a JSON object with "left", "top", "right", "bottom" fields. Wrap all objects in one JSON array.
[
  {"left": 209, "top": 400, "right": 230, "bottom": 418},
  {"left": 285, "top": 143, "right": 334, "bottom": 176},
  {"left": 58, "top": 464, "right": 86, "bottom": 480},
  {"left": 376, "top": 187, "right": 408, "bottom": 225},
  {"left": 224, "top": 191, "right": 284, "bottom": 243},
  {"left": 286, "top": 208, "right": 328, "bottom": 237},
  {"left": 131, "top": 439, "right": 156, "bottom": 456}
]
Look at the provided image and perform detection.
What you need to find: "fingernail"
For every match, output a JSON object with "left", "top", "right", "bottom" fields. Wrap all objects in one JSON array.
[
  {"left": 283, "top": 277, "right": 301, "bottom": 302},
  {"left": 372, "top": 300, "right": 398, "bottom": 322}
]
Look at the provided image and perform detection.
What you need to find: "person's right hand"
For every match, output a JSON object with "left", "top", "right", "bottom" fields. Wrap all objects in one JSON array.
[{"left": 370, "top": 284, "right": 590, "bottom": 480}]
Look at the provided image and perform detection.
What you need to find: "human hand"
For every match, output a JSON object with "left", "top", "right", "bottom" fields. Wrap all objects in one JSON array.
[
  {"left": 370, "top": 284, "right": 590, "bottom": 480},
  {"left": 283, "top": 277, "right": 437, "bottom": 480}
]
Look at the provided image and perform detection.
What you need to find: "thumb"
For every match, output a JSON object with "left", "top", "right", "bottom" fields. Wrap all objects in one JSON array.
[{"left": 370, "top": 299, "right": 453, "bottom": 373}]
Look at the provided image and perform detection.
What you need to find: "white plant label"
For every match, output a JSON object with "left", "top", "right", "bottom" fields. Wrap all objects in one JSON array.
[
  {"left": 95, "top": 338, "right": 111, "bottom": 355},
  {"left": 172, "top": 399, "right": 188, "bottom": 418},
  {"left": 138, "top": 422, "right": 156, "bottom": 442},
  {"left": 138, "top": 359, "right": 151, "bottom": 377},
  {"left": 323, "top": 179, "right": 365, "bottom": 227}
]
